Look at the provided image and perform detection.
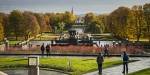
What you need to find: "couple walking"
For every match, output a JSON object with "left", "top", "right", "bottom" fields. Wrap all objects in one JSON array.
[
  {"left": 97, "top": 51, "right": 129, "bottom": 75},
  {"left": 41, "top": 43, "right": 51, "bottom": 56}
]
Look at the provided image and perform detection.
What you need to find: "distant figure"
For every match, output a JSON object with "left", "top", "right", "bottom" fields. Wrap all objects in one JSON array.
[
  {"left": 122, "top": 51, "right": 129, "bottom": 74},
  {"left": 46, "top": 44, "right": 50, "bottom": 56},
  {"left": 4, "top": 38, "right": 9, "bottom": 50},
  {"left": 28, "top": 43, "right": 32, "bottom": 49},
  {"left": 97, "top": 53, "right": 104, "bottom": 75},
  {"left": 104, "top": 45, "right": 109, "bottom": 56},
  {"left": 41, "top": 43, "right": 45, "bottom": 56}
]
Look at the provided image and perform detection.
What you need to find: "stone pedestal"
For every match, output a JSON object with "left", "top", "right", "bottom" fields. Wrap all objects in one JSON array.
[
  {"left": 28, "top": 56, "right": 39, "bottom": 75},
  {"left": 28, "top": 66, "right": 39, "bottom": 75}
]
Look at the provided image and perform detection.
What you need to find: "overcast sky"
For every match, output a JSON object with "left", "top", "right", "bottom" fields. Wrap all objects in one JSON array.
[{"left": 0, "top": 0, "right": 149, "bottom": 14}]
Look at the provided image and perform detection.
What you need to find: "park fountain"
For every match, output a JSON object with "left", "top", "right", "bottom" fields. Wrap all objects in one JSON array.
[{"left": 54, "top": 28, "right": 94, "bottom": 46}]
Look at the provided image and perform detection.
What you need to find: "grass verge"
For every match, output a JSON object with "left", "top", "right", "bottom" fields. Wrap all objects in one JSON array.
[
  {"left": 129, "top": 68, "right": 150, "bottom": 75},
  {"left": 0, "top": 57, "right": 123, "bottom": 75}
]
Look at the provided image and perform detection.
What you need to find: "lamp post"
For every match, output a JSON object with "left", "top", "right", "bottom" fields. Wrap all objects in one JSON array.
[
  {"left": 28, "top": 56, "right": 39, "bottom": 75},
  {"left": 67, "top": 57, "right": 72, "bottom": 71}
]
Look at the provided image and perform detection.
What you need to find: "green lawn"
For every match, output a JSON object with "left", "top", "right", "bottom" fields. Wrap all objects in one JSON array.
[
  {"left": 0, "top": 57, "right": 122, "bottom": 75},
  {"left": 9, "top": 40, "right": 21, "bottom": 45},
  {"left": 129, "top": 68, "right": 150, "bottom": 75}
]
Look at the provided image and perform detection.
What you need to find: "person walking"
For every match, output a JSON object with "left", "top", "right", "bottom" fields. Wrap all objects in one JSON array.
[
  {"left": 104, "top": 45, "right": 109, "bottom": 57},
  {"left": 46, "top": 44, "right": 50, "bottom": 56},
  {"left": 97, "top": 53, "right": 104, "bottom": 75},
  {"left": 41, "top": 43, "right": 45, "bottom": 56},
  {"left": 122, "top": 51, "right": 129, "bottom": 74}
]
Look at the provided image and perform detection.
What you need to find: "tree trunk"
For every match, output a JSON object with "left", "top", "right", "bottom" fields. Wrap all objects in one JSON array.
[
  {"left": 148, "top": 25, "right": 150, "bottom": 43},
  {"left": 149, "top": 36, "right": 150, "bottom": 43},
  {"left": 137, "top": 34, "right": 141, "bottom": 42},
  {"left": 15, "top": 36, "right": 18, "bottom": 40}
]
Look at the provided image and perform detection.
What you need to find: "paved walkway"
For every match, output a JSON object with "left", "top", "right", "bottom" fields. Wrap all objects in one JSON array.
[
  {"left": 84, "top": 57, "right": 150, "bottom": 75},
  {"left": 2, "top": 69, "right": 67, "bottom": 75},
  {"left": 0, "top": 71, "right": 7, "bottom": 75}
]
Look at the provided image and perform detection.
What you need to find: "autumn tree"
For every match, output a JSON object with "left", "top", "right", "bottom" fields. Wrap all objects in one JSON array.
[
  {"left": 84, "top": 13, "right": 105, "bottom": 34},
  {"left": 143, "top": 3, "right": 150, "bottom": 42},
  {"left": 53, "top": 13, "right": 64, "bottom": 33},
  {"left": 44, "top": 14, "right": 52, "bottom": 32},
  {"left": 34, "top": 13, "right": 50, "bottom": 33},
  {"left": 84, "top": 13, "right": 96, "bottom": 25},
  {"left": 9, "top": 10, "right": 24, "bottom": 40},
  {"left": 23, "top": 12, "right": 40, "bottom": 39},
  {"left": 63, "top": 11, "right": 76, "bottom": 29},
  {"left": 108, "top": 7, "right": 130, "bottom": 39},
  {"left": 98, "top": 14, "right": 108, "bottom": 33},
  {"left": 126, "top": 9, "right": 137, "bottom": 39},
  {"left": 131, "top": 5, "right": 146, "bottom": 41},
  {"left": 0, "top": 15, "right": 4, "bottom": 40}
]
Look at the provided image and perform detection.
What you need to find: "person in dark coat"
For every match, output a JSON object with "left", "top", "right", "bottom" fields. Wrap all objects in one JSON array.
[
  {"left": 104, "top": 45, "right": 109, "bottom": 57},
  {"left": 122, "top": 51, "right": 129, "bottom": 74},
  {"left": 97, "top": 53, "right": 104, "bottom": 75},
  {"left": 41, "top": 43, "right": 45, "bottom": 56},
  {"left": 46, "top": 44, "right": 50, "bottom": 56}
]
